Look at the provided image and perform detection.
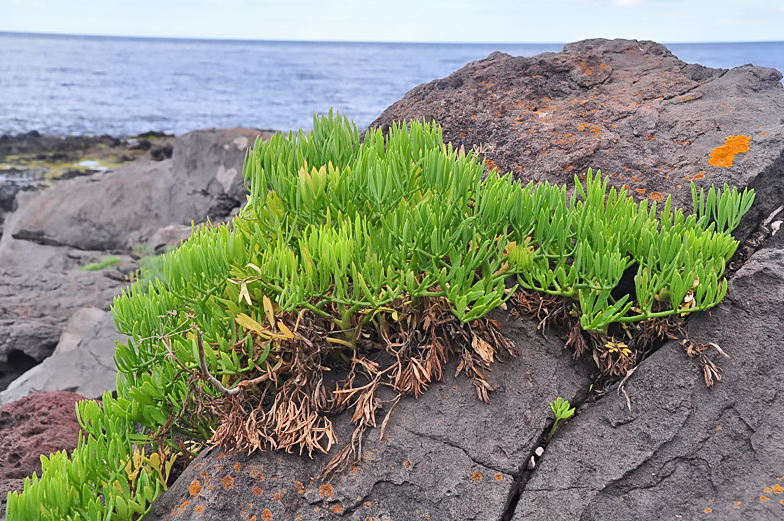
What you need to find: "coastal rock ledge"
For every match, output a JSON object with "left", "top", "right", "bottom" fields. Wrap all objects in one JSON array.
[
  {"left": 145, "top": 40, "right": 784, "bottom": 521},
  {"left": 371, "top": 38, "right": 784, "bottom": 243}
]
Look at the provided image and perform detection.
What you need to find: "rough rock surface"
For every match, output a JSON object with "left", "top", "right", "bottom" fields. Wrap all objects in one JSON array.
[
  {"left": 0, "top": 312, "right": 126, "bottom": 406},
  {"left": 513, "top": 238, "right": 784, "bottom": 520},
  {"left": 370, "top": 38, "right": 784, "bottom": 242},
  {"left": 52, "top": 306, "right": 107, "bottom": 356},
  {"left": 145, "top": 312, "right": 591, "bottom": 521},
  {"left": 0, "top": 391, "right": 86, "bottom": 513},
  {"left": 0, "top": 213, "right": 129, "bottom": 387}
]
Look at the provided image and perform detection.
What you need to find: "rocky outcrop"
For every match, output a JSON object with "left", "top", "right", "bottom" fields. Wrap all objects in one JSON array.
[
  {"left": 6, "top": 127, "right": 271, "bottom": 252},
  {"left": 0, "top": 127, "right": 269, "bottom": 395},
  {"left": 0, "top": 391, "right": 86, "bottom": 514},
  {"left": 0, "top": 312, "right": 126, "bottom": 406},
  {"left": 142, "top": 39, "right": 784, "bottom": 520},
  {"left": 144, "top": 312, "right": 591, "bottom": 521},
  {"left": 370, "top": 38, "right": 784, "bottom": 242},
  {"left": 514, "top": 232, "right": 784, "bottom": 520}
]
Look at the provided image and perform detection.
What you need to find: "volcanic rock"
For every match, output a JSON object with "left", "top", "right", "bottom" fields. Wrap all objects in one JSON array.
[
  {"left": 513, "top": 231, "right": 784, "bottom": 520},
  {"left": 5, "top": 127, "right": 270, "bottom": 252},
  {"left": 370, "top": 38, "right": 784, "bottom": 242},
  {"left": 143, "top": 311, "right": 591, "bottom": 521},
  {"left": 0, "top": 391, "right": 87, "bottom": 515}
]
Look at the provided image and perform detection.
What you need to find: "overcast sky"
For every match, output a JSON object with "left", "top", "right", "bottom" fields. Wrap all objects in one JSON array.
[{"left": 1, "top": 0, "right": 783, "bottom": 43}]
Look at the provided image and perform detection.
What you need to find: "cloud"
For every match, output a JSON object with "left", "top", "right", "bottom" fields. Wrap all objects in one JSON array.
[{"left": 613, "top": 0, "right": 642, "bottom": 6}]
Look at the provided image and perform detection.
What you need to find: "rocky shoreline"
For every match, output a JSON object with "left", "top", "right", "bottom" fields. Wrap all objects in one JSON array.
[
  {"left": 0, "top": 131, "right": 177, "bottom": 238},
  {"left": 2, "top": 39, "right": 784, "bottom": 521}
]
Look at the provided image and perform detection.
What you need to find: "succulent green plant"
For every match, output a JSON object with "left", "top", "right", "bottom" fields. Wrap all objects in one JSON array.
[
  {"left": 5, "top": 391, "right": 176, "bottom": 521},
  {"left": 6, "top": 111, "right": 754, "bottom": 519},
  {"left": 547, "top": 397, "right": 576, "bottom": 442}
]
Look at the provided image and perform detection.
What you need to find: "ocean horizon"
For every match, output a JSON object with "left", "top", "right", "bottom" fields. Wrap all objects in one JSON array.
[{"left": 2, "top": 31, "right": 783, "bottom": 137}]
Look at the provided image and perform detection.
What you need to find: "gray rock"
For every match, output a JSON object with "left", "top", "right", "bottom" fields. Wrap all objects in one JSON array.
[
  {"left": 370, "top": 38, "right": 784, "bottom": 243},
  {"left": 0, "top": 230, "right": 127, "bottom": 373},
  {"left": 52, "top": 306, "right": 107, "bottom": 356},
  {"left": 0, "top": 312, "right": 126, "bottom": 405},
  {"left": 513, "top": 243, "right": 784, "bottom": 520},
  {"left": 7, "top": 160, "right": 171, "bottom": 252},
  {"left": 6, "top": 127, "right": 270, "bottom": 252},
  {"left": 144, "top": 311, "right": 591, "bottom": 521},
  {"left": 0, "top": 128, "right": 271, "bottom": 389}
]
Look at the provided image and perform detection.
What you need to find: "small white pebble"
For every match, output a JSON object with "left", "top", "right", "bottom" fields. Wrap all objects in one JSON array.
[
  {"left": 527, "top": 456, "right": 536, "bottom": 470},
  {"left": 771, "top": 220, "right": 781, "bottom": 236},
  {"left": 535, "top": 446, "right": 544, "bottom": 457}
]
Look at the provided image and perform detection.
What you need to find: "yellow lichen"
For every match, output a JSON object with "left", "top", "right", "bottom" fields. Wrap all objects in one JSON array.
[{"left": 709, "top": 135, "right": 750, "bottom": 168}]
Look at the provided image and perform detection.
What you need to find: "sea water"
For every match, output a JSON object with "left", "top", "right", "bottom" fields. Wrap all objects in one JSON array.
[{"left": 1, "top": 32, "right": 782, "bottom": 137}]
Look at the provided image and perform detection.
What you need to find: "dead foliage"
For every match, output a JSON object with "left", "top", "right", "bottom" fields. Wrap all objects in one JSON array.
[
  {"left": 680, "top": 338, "right": 730, "bottom": 388},
  {"left": 189, "top": 296, "right": 517, "bottom": 479}
]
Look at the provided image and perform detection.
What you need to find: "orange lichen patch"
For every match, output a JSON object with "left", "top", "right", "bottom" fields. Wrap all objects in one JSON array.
[
  {"left": 176, "top": 500, "right": 193, "bottom": 515},
  {"left": 234, "top": 462, "right": 242, "bottom": 472},
  {"left": 248, "top": 517, "right": 257, "bottom": 521},
  {"left": 471, "top": 471, "right": 483, "bottom": 482},
  {"left": 189, "top": 479, "right": 202, "bottom": 496},
  {"left": 295, "top": 480, "right": 304, "bottom": 494},
  {"left": 772, "top": 484, "right": 783, "bottom": 493},
  {"left": 471, "top": 115, "right": 476, "bottom": 120},
  {"left": 459, "top": 132, "right": 466, "bottom": 138},
  {"left": 195, "top": 505, "right": 205, "bottom": 514},
  {"left": 331, "top": 504, "right": 344, "bottom": 514},
  {"left": 646, "top": 136, "right": 657, "bottom": 141},
  {"left": 716, "top": 425, "right": 722, "bottom": 430},
  {"left": 636, "top": 188, "right": 646, "bottom": 195},
  {"left": 200, "top": 469, "right": 209, "bottom": 481},
  {"left": 486, "top": 159, "right": 498, "bottom": 171},
  {"left": 403, "top": 460, "right": 412, "bottom": 469},
  {"left": 253, "top": 487, "right": 263, "bottom": 496},
  {"left": 495, "top": 473, "right": 503, "bottom": 481},
  {"left": 221, "top": 475, "right": 234, "bottom": 489},
  {"left": 761, "top": 495, "right": 770, "bottom": 502},
  {"left": 734, "top": 501, "right": 742, "bottom": 507},
  {"left": 704, "top": 508, "right": 713, "bottom": 513},
  {"left": 273, "top": 492, "right": 282, "bottom": 501},
  {"left": 692, "top": 173, "right": 705, "bottom": 180},
  {"left": 631, "top": 177, "right": 640, "bottom": 182},
  {"left": 649, "top": 192, "right": 664, "bottom": 202},
  {"left": 365, "top": 501, "right": 372, "bottom": 508},
  {"left": 709, "top": 135, "right": 751, "bottom": 168},
  {"left": 320, "top": 484, "right": 334, "bottom": 498},
  {"left": 261, "top": 510, "right": 273, "bottom": 521},
  {"left": 764, "top": 487, "right": 773, "bottom": 493}
]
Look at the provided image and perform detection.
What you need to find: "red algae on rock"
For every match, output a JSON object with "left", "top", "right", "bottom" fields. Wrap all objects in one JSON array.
[{"left": 709, "top": 135, "right": 751, "bottom": 167}]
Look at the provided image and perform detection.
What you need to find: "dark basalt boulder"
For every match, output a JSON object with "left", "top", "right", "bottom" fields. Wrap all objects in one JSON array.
[
  {"left": 370, "top": 38, "right": 784, "bottom": 243},
  {"left": 513, "top": 232, "right": 784, "bottom": 521},
  {"left": 144, "top": 312, "right": 591, "bottom": 521}
]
